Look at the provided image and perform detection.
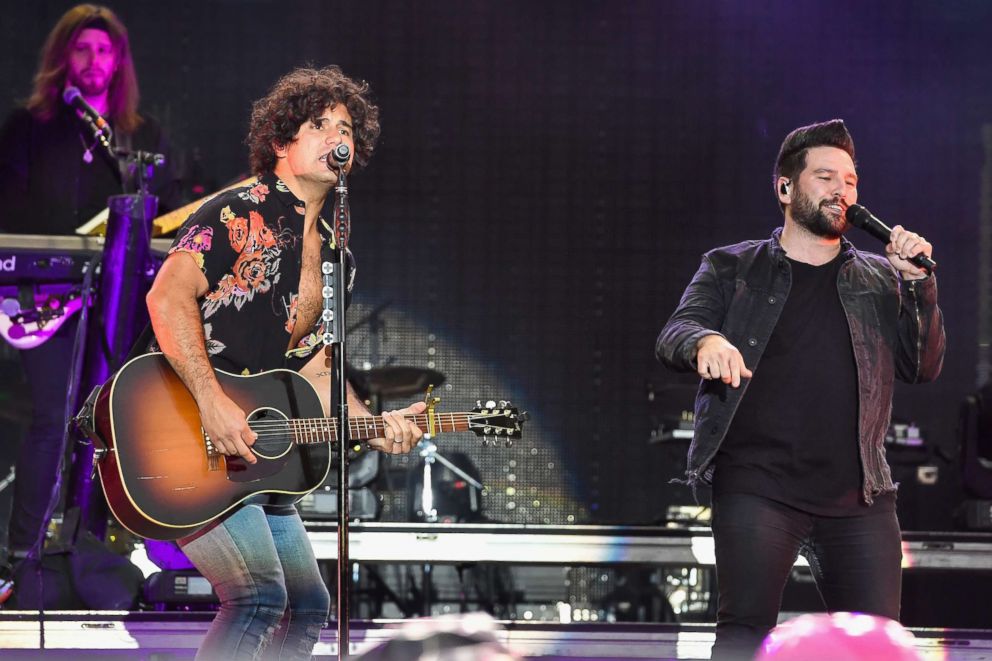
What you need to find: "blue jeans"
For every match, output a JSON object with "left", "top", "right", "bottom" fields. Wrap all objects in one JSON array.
[
  {"left": 179, "top": 504, "right": 330, "bottom": 660},
  {"left": 710, "top": 492, "right": 902, "bottom": 661}
]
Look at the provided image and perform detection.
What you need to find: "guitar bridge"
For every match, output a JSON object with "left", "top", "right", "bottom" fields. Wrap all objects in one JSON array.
[{"left": 203, "top": 429, "right": 222, "bottom": 471}]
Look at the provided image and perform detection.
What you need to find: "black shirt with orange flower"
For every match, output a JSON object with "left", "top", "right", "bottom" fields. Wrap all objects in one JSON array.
[{"left": 160, "top": 171, "right": 354, "bottom": 375}]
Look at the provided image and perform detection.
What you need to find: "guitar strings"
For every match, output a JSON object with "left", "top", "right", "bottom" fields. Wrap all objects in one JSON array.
[
  {"left": 242, "top": 413, "right": 475, "bottom": 428},
  {"left": 240, "top": 412, "right": 514, "bottom": 442},
  {"left": 244, "top": 421, "right": 478, "bottom": 446},
  {"left": 207, "top": 411, "right": 516, "bottom": 452},
  {"left": 243, "top": 413, "right": 474, "bottom": 430},
  {"left": 244, "top": 414, "right": 477, "bottom": 433}
]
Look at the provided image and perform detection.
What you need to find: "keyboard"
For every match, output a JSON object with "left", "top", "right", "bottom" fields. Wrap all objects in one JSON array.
[{"left": 0, "top": 234, "right": 172, "bottom": 284}]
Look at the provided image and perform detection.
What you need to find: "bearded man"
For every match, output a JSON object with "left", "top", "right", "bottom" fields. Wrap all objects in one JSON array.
[
  {"left": 0, "top": 4, "right": 178, "bottom": 566},
  {"left": 656, "top": 119, "right": 945, "bottom": 660}
]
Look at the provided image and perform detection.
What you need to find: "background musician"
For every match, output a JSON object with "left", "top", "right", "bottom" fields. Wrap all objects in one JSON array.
[{"left": 0, "top": 4, "right": 179, "bottom": 569}]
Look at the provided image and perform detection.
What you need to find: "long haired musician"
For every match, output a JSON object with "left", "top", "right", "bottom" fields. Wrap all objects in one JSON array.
[{"left": 0, "top": 4, "right": 179, "bottom": 577}]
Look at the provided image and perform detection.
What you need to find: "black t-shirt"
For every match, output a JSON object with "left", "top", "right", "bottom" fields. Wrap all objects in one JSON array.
[
  {"left": 713, "top": 252, "right": 889, "bottom": 515},
  {"left": 0, "top": 105, "right": 179, "bottom": 234}
]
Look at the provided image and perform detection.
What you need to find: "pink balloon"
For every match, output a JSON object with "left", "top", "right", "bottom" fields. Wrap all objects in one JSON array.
[{"left": 756, "top": 612, "right": 922, "bottom": 661}]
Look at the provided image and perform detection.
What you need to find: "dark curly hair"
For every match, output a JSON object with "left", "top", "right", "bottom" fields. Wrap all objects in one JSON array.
[
  {"left": 247, "top": 65, "right": 381, "bottom": 176},
  {"left": 774, "top": 119, "right": 856, "bottom": 210}
]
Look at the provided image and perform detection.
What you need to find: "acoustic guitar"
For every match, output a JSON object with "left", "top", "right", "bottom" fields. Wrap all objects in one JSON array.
[{"left": 90, "top": 352, "right": 524, "bottom": 540}]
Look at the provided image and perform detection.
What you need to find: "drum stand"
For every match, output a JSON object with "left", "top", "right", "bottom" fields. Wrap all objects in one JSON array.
[{"left": 417, "top": 438, "right": 484, "bottom": 523}]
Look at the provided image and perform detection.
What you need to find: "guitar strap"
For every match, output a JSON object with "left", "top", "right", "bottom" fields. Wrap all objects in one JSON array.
[{"left": 124, "top": 322, "right": 155, "bottom": 363}]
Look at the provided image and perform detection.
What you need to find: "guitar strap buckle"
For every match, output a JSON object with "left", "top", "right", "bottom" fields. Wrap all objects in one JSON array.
[
  {"left": 72, "top": 385, "right": 102, "bottom": 445},
  {"left": 71, "top": 385, "right": 108, "bottom": 479}
]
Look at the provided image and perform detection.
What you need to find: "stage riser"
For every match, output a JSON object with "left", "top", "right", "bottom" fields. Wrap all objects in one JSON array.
[
  {"left": 1, "top": 616, "right": 990, "bottom": 660},
  {"left": 127, "top": 525, "right": 992, "bottom": 628},
  {"left": 297, "top": 524, "right": 992, "bottom": 571}
]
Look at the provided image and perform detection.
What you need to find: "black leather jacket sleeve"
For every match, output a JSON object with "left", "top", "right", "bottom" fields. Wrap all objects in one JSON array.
[
  {"left": 895, "top": 274, "right": 945, "bottom": 384},
  {"left": 655, "top": 254, "right": 727, "bottom": 372}
]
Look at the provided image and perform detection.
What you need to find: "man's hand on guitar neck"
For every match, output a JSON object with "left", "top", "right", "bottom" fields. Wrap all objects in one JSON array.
[
  {"left": 198, "top": 388, "right": 258, "bottom": 464},
  {"left": 366, "top": 400, "right": 428, "bottom": 455},
  {"left": 304, "top": 351, "right": 428, "bottom": 456}
]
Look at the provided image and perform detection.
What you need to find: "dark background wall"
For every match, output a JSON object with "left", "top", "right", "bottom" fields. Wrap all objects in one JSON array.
[{"left": 1, "top": 0, "right": 989, "bottom": 529}]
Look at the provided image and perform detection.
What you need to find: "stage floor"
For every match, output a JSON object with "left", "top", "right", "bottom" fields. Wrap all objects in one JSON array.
[{"left": 2, "top": 612, "right": 991, "bottom": 660}]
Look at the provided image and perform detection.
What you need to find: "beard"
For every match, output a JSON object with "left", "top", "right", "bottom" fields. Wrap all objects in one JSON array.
[
  {"left": 790, "top": 185, "right": 849, "bottom": 239},
  {"left": 68, "top": 69, "right": 113, "bottom": 98}
]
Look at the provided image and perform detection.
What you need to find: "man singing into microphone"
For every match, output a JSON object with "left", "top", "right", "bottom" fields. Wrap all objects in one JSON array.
[
  {"left": 146, "top": 65, "right": 424, "bottom": 660},
  {"left": 656, "top": 119, "right": 945, "bottom": 660}
]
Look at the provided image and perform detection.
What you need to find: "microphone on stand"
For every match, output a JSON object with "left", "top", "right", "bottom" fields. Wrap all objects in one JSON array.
[
  {"left": 328, "top": 143, "right": 351, "bottom": 249},
  {"left": 63, "top": 87, "right": 111, "bottom": 134},
  {"left": 321, "top": 139, "right": 355, "bottom": 661},
  {"left": 845, "top": 203, "right": 936, "bottom": 274},
  {"left": 327, "top": 143, "right": 350, "bottom": 169}
]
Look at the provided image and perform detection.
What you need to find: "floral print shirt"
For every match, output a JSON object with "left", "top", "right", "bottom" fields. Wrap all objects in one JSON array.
[{"left": 165, "top": 171, "right": 354, "bottom": 374}]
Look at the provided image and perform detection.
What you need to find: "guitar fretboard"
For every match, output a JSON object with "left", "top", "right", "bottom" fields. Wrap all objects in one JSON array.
[{"left": 278, "top": 413, "right": 472, "bottom": 444}]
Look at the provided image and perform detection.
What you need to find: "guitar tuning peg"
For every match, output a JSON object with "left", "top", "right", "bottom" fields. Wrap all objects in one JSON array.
[
  {"left": 476, "top": 399, "right": 483, "bottom": 408},
  {"left": 485, "top": 400, "right": 496, "bottom": 409},
  {"left": 499, "top": 400, "right": 508, "bottom": 408},
  {"left": 505, "top": 439, "right": 513, "bottom": 448},
  {"left": 483, "top": 426, "right": 492, "bottom": 435}
]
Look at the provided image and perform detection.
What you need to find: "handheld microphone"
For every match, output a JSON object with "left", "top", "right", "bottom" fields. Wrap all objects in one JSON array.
[
  {"left": 329, "top": 143, "right": 350, "bottom": 168},
  {"left": 63, "top": 86, "right": 110, "bottom": 132},
  {"left": 845, "top": 203, "right": 936, "bottom": 274}
]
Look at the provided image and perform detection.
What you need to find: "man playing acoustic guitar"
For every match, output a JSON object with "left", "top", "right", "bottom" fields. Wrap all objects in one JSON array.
[{"left": 146, "top": 66, "right": 425, "bottom": 660}]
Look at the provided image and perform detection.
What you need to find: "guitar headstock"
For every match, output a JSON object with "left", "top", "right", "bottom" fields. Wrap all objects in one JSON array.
[{"left": 470, "top": 399, "right": 527, "bottom": 446}]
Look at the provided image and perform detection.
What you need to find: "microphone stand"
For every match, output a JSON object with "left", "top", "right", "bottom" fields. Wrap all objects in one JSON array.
[
  {"left": 417, "top": 439, "right": 485, "bottom": 522},
  {"left": 326, "top": 155, "right": 351, "bottom": 660},
  {"left": 64, "top": 105, "right": 164, "bottom": 543}
]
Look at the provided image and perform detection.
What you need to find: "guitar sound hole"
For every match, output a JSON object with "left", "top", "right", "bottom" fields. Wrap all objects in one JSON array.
[{"left": 247, "top": 407, "right": 293, "bottom": 460}]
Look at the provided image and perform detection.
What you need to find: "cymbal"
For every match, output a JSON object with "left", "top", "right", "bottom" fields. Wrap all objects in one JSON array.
[{"left": 350, "top": 365, "right": 446, "bottom": 399}]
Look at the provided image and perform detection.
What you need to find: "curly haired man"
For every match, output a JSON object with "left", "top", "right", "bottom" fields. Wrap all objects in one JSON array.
[{"left": 146, "top": 66, "right": 425, "bottom": 660}]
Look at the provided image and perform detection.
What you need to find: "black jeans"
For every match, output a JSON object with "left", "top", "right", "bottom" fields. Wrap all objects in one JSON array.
[
  {"left": 7, "top": 320, "right": 76, "bottom": 554},
  {"left": 710, "top": 492, "right": 902, "bottom": 661}
]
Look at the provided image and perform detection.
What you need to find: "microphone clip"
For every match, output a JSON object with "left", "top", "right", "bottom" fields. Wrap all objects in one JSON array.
[{"left": 327, "top": 143, "right": 351, "bottom": 249}]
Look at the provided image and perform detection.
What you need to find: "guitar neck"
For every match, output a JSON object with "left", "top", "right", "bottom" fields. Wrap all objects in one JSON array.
[{"left": 290, "top": 412, "right": 471, "bottom": 444}]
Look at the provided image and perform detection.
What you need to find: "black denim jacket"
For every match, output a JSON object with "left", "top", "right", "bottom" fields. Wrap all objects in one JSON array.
[{"left": 655, "top": 228, "right": 945, "bottom": 504}]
